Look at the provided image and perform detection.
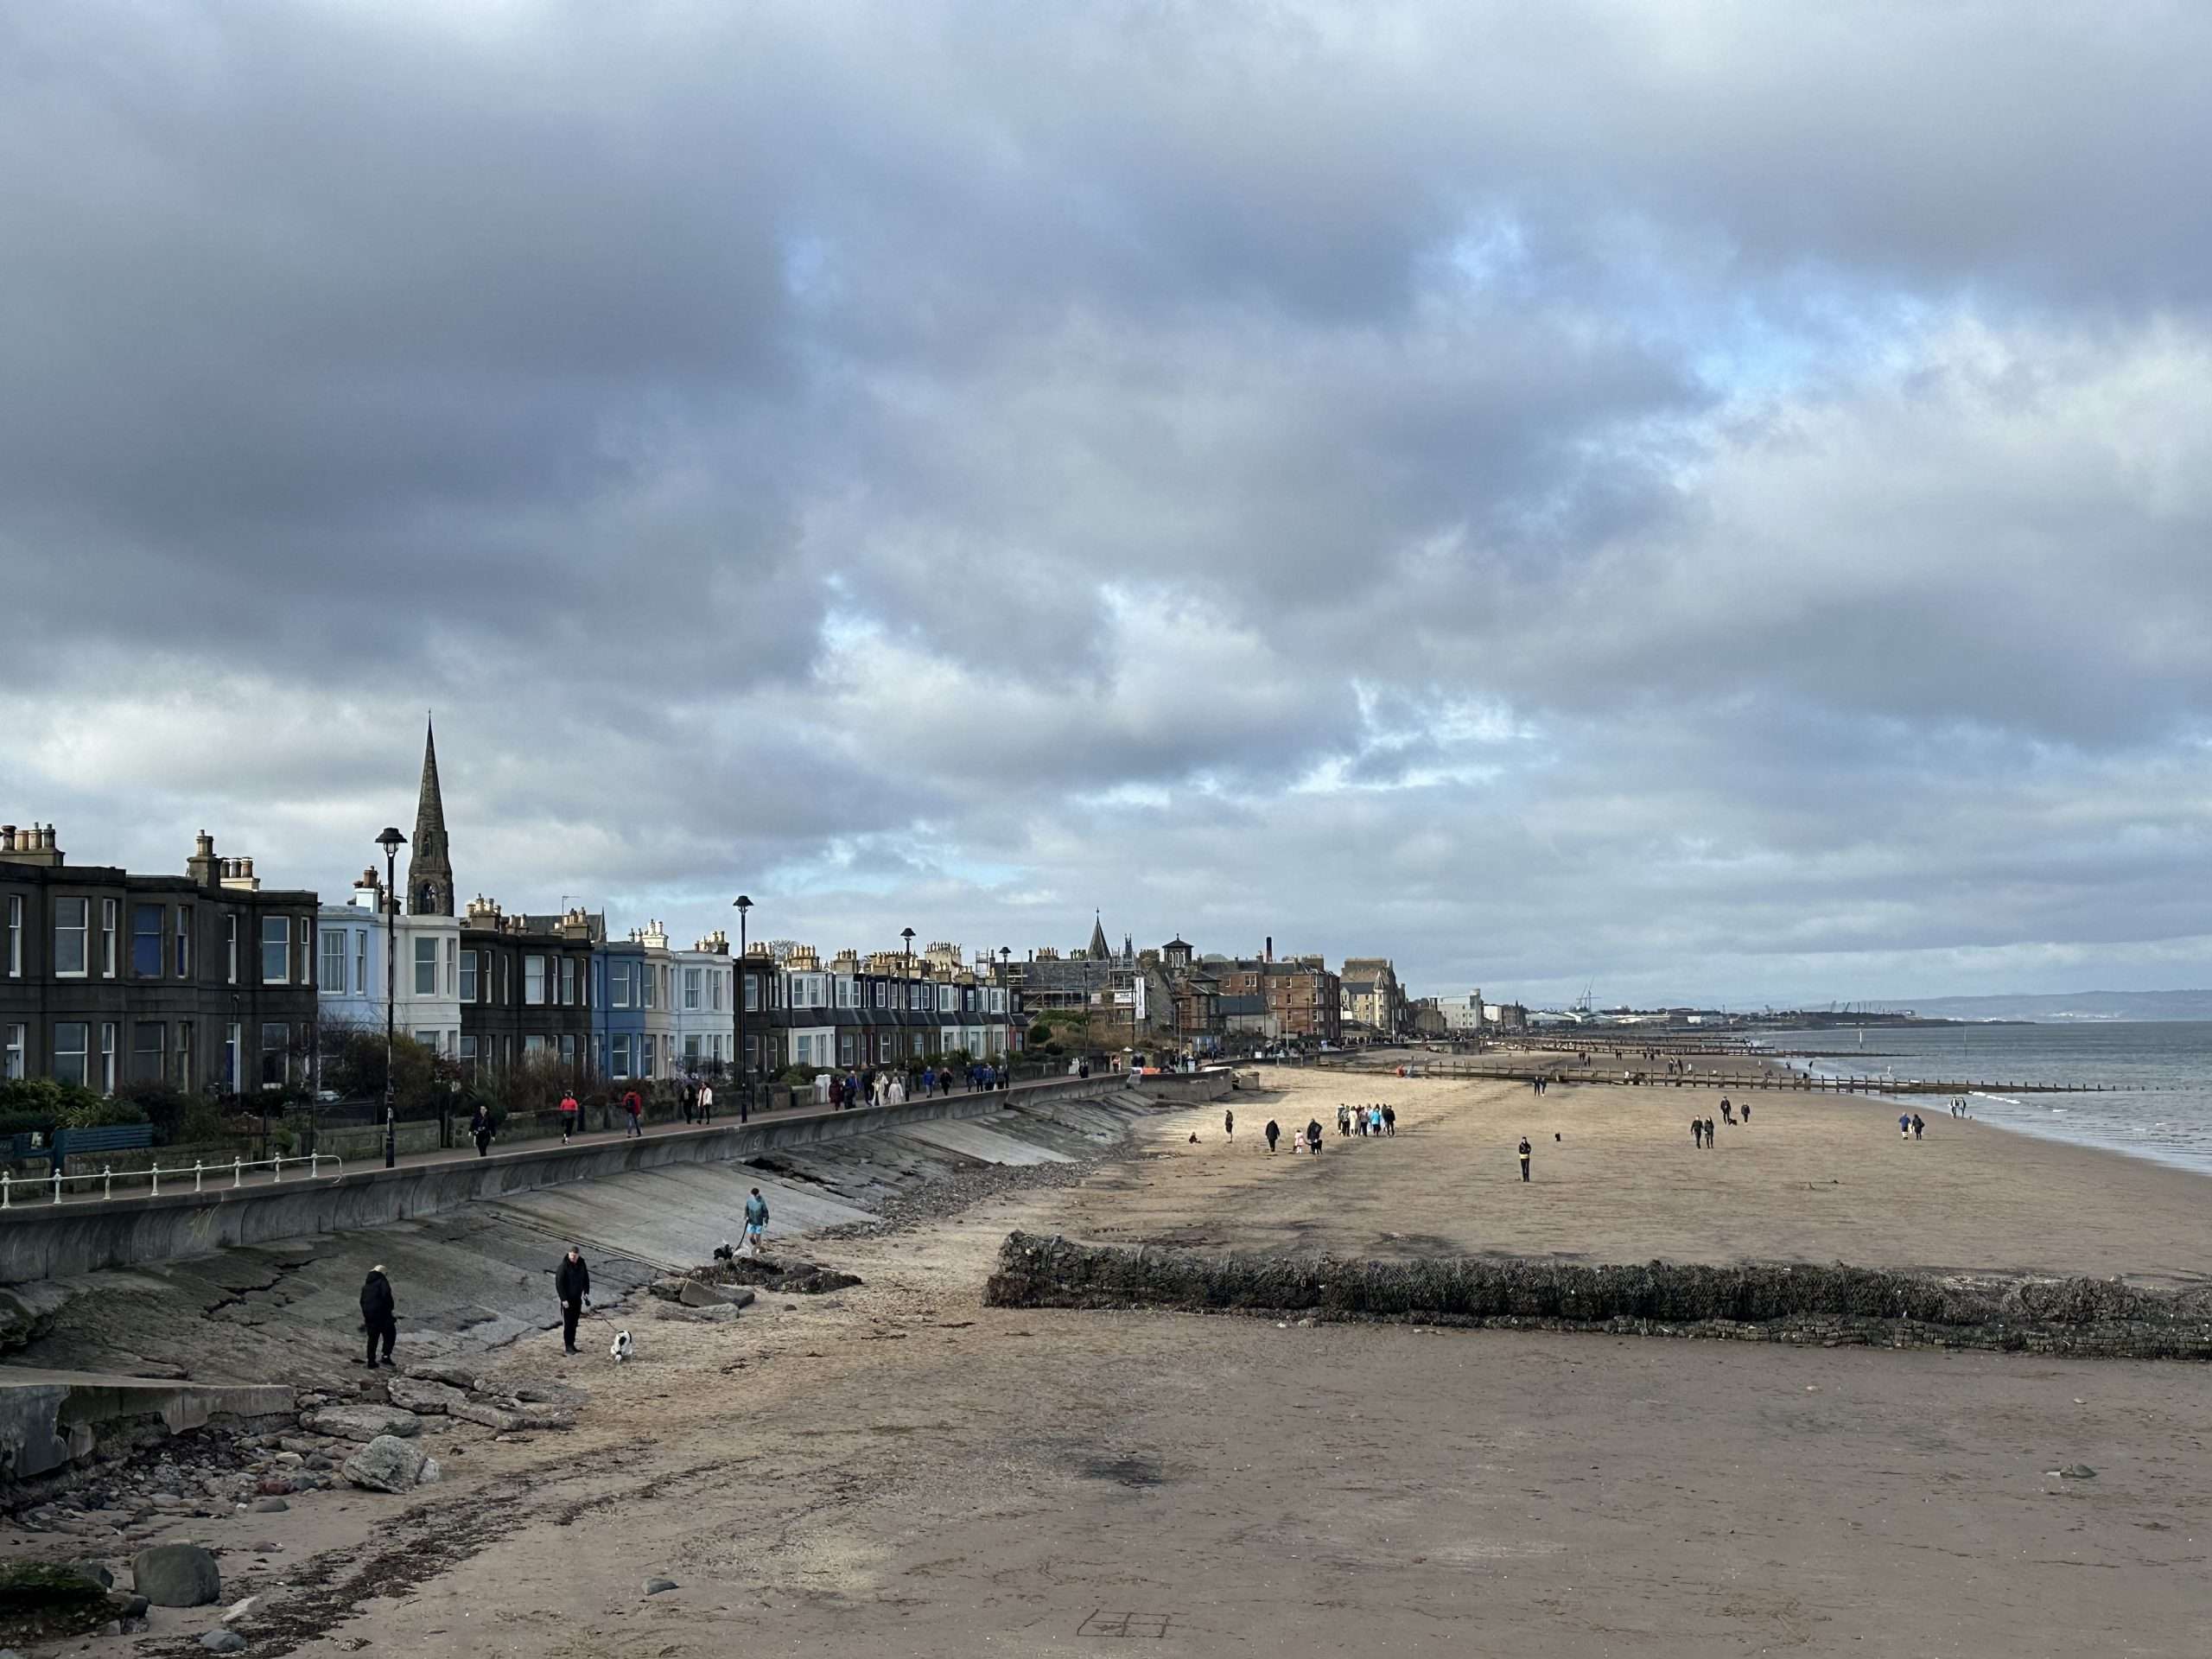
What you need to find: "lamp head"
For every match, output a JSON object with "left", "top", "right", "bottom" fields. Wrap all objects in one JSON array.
[
  {"left": 733, "top": 894, "right": 753, "bottom": 914},
  {"left": 375, "top": 826, "right": 407, "bottom": 856}
]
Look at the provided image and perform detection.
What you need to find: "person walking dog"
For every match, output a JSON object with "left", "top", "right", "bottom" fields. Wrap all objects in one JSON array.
[{"left": 556, "top": 1245, "right": 591, "bottom": 1357}]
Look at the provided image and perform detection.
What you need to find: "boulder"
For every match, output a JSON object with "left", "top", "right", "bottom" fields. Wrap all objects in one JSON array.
[
  {"left": 644, "top": 1578, "right": 678, "bottom": 1595},
  {"left": 201, "top": 1631, "right": 247, "bottom": 1654},
  {"left": 302, "top": 1404, "right": 420, "bottom": 1443},
  {"left": 71, "top": 1562, "right": 113, "bottom": 1589},
  {"left": 447, "top": 1401, "right": 525, "bottom": 1433},
  {"left": 402, "top": 1360, "right": 480, "bottom": 1390},
  {"left": 221, "top": 1595, "right": 259, "bottom": 1624},
  {"left": 677, "top": 1281, "right": 753, "bottom": 1308},
  {"left": 512, "top": 1382, "right": 588, "bottom": 1406},
  {"left": 385, "top": 1376, "right": 467, "bottom": 1416},
  {"left": 340, "top": 1435, "right": 431, "bottom": 1494},
  {"left": 251, "top": 1497, "right": 289, "bottom": 1514},
  {"left": 507, "top": 1404, "right": 576, "bottom": 1431},
  {"left": 131, "top": 1543, "right": 222, "bottom": 1608}
]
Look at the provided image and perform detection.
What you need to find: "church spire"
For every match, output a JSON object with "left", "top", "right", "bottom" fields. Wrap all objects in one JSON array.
[
  {"left": 1087, "top": 910, "right": 1110, "bottom": 959},
  {"left": 407, "top": 715, "right": 454, "bottom": 916}
]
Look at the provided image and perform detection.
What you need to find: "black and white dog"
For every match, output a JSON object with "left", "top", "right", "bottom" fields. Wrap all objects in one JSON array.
[{"left": 609, "top": 1327, "right": 635, "bottom": 1363}]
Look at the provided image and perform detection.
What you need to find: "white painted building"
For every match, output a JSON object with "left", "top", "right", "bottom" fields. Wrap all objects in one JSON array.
[{"left": 316, "top": 871, "right": 464, "bottom": 1060}]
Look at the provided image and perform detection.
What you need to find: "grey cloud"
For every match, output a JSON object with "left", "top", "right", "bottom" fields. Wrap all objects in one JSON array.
[{"left": 3, "top": 2, "right": 2210, "bottom": 1001}]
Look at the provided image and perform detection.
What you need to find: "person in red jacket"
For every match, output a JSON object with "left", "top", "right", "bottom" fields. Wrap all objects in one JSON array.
[
  {"left": 622, "top": 1088, "right": 644, "bottom": 1138},
  {"left": 558, "top": 1089, "right": 580, "bottom": 1145}
]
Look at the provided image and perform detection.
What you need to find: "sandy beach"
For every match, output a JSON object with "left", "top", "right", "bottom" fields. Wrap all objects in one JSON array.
[
  {"left": 13, "top": 1068, "right": 2209, "bottom": 1658},
  {"left": 1054, "top": 1059, "right": 2212, "bottom": 1285}
]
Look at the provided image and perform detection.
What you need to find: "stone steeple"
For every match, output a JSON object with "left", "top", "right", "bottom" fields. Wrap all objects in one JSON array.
[
  {"left": 407, "top": 716, "right": 454, "bottom": 916},
  {"left": 1086, "top": 910, "right": 1110, "bottom": 959}
]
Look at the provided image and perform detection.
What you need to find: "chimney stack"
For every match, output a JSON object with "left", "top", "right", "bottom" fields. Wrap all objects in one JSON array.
[
  {"left": 188, "top": 831, "right": 219, "bottom": 887},
  {"left": 1265, "top": 935, "right": 1274, "bottom": 963}
]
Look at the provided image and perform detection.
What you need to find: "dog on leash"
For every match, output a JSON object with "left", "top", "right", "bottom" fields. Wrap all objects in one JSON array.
[
  {"left": 609, "top": 1328, "right": 635, "bottom": 1363},
  {"left": 712, "top": 1239, "right": 735, "bottom": 1265}
]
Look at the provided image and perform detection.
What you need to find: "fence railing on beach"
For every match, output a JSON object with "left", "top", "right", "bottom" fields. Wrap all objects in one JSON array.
[{"left": 1329, "top": 1056, "right": 2145, "bottom": 1096}]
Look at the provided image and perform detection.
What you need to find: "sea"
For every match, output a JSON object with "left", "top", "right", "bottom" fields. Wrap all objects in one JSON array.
[{"left": 1767, "top": 1021, "right": 2212, "bottom": 1179}]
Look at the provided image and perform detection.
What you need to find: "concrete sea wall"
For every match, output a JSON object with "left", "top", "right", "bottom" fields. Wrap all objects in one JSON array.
[
  {"left": 984, "top": 1233, "right": 2212, "bottom": 1360},
  {"left": 0, "top": 1076, "right": 1201, "bottom": 1286}
]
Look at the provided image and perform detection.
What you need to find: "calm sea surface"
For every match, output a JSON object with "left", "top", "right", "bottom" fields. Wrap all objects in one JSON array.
[{"left": 1768, "top": 1021, "right": 2212, "bottom": 1179}]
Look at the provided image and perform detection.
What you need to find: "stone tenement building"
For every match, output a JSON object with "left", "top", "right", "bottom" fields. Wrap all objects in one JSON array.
[
  {"left": 761, "top": 941, "right": 1020, "bottom": 1071},
  {"left": 1340, "top": 957, "right": 1410, "bottom": 1035},
  {"left": 1, "top": 823, "right": 319, "bottom": 1095},
  {"left": 1201, "top": 938, "right": 1343, "bottom": 1044}
]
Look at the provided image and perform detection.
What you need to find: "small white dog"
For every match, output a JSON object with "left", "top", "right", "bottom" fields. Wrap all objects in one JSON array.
[{"left": 609, "top": 1328, "right": 635, "bottom": 1363}]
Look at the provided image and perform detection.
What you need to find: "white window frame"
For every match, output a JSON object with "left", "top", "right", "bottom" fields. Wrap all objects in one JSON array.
[
  {"left": 559, "top": 957, "right": 577, "bottom": 1007},
  {"left": 226, "top": 914, "right": 238, "bottom": 984},
  {"left": 54, "top": 896, "right": 90, "bottom": 978},
  {"left": 611, "top": 959, "right": 632, "bottom": 1007},
  {"left": 355, "top": 930, "right": 367, "bottom": 997},
  {"left": 684, "top": 967, "right": 702, "bottom": 1011},
  {"left": 415, "top": 936, "right": 438, "bottom": 996},
  {"left": 296, "top": 916, "right": 312, "bottom": 984},
  {"left": 460, "top": 948, "right": 478, "bottom": 1002},
  {"left": 99, "top": 1022, "right": 116, "bottom": 1093},
  {"left": 321, "top": 928, "right": 348, "bottom": 996},
  {"left": 100, "top": 898, "right": 117, "bottom": 976},
  {"left": 4, "top": 896, "right": 18, "bottom": 976},
  {"left": 261, "top": 916, "right": 289, "bottom": 985},
  {"left": 445, "top": 937, "right": 457, "bottom": 997},
  {"left": 52, "top": 1021, "right": 89, "bottom": 1087},
  {"left": 175, "top": 906, "right": 192, "bottom": 979},
  {"left": 2, "top": 1023, "right": 22, "bottom": 1079},
  {"left": 524, "top": 955, "right": 547, "bottom": 1007}
]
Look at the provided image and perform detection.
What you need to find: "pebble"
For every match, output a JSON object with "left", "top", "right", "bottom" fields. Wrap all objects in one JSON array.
[
  {"left": 252, "top": 1497, "right": 289, "bottom": 1513},
  {"left": 644, "top": 1578, "right": 679, "bottom": 1595}
]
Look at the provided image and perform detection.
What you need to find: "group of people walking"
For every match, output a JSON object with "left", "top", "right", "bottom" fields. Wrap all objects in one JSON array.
[
  {"left": 1337, "top": 1103, "right": 1395, "bottom": 1136},
  {"left": 829, "top": 1062, "right": 1009, "bottom": 1111}
]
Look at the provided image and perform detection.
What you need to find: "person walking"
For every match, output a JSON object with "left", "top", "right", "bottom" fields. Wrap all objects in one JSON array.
[
  {"left": 622, "top": 1087, "right": 644, "bottom": 1139},
  {"left": 1382, "top": 1104, "right": 1395, "bottom": 1136},
  {"left": 1741, "top": 1101, "right": 1751, "bottom": 1124},
  {"left": 682, "top": 1084, "right": 696, "bottom": 1126},
  {"left": 1306, "top": 1119, "right": 1323, "bottom": 1155},
  {"left": 558, "top": 1089, "right": 580, "bottom": 1146},
  {"left": 1690, "top": 1116, "right": 1702, "bottom": 1148},
  {"left": 1224, "top": 1109, "right": 1235, "bottom": 1143},
  {"left": 743, "top": 1186, "right": 770, "bottom": 1255},
  {"left": 470, "top": 1103, "right": 493, "bottom": 1158},
  {"left": 1264, "top": 1118, "right": 1281, "bottom": 1154},
  {"left": 699, "top": 1079, "right": 715, "bottom": 1124},
  {"left": 1910, "top": 1113, "right": 1925, "bottom": 1141},
  {"left": 1517, "top": 1136, "right": 1532, "bottom": 1181},
  {"left": 1897, "top": 1112, "right": 1911, "bottom": 1141},
  {"left": 1702, "top": 1116, "right": 1715, "bottom": 1147},
  {"left": 359, "top": 1263, "right": 397, "bottom": 1370},
  {"left": 555, "top": 1245, "right": 591, "bottom": 1357}
]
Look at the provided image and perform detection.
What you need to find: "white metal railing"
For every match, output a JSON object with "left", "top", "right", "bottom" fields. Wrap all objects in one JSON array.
[{"left": 0, "top": 1152, "right": 346, "bottom": 1209}]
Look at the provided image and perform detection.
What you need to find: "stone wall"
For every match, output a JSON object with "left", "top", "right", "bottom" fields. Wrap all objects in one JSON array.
[{"left": 983, "top": 1233, "right": 2212, "bottom": 1360}]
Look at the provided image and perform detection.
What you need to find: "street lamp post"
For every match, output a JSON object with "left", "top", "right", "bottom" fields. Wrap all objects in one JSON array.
[
  {"left": 901, "top": 927, "right": 915, "bottom": 1069},
  {"left": 997, "top": 945, "right": 1011, "bottom": 1077},
  {"left": 732, "top": 894, "right": 753, "bottom": 1122},
  {"left": 375, "top": 826, "right": 407, "bottom": 1170}
]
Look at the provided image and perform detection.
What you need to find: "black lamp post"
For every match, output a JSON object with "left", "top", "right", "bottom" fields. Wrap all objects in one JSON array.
[
  {"left": 732, "top": 894, "right": 753, "bottom": 1121},
  {"left": 900, "top": 927, "right": 915, "bottom": 1065},
  {"left": 375, "top": 826, "right": 406, "bottom": 1169},
  {"left": 998, "top": 946, "right": 1011, "bottom": 1071}
]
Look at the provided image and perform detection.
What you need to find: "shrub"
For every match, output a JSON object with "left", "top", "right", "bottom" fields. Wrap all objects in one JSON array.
[{"left": 0, "top": 1077, "right": 105, "bottom": 1126}]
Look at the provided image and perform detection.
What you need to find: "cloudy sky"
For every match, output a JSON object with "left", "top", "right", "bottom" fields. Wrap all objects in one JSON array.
[{"left": 4, "top": 2, "right": 2209, "bottom": 1009}]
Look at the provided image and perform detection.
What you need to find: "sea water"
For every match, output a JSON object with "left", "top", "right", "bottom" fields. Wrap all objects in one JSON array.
[{"left": 1772, "top": 1021, "right": 2212, "bottom": 1178}]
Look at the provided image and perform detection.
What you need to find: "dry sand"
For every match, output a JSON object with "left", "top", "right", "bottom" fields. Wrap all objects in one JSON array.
[
  {"left": 49, "top": 1069, "right": 2212, "bottom": 1656},
  {"left": 1084, "top": 1062, "right": 2212, "bottom": 1285}
]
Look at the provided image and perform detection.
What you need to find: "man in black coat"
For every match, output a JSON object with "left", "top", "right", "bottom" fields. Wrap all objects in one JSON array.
[
  {"left": 555, "top": 1246, "right": 591, "bottom": 1356},
  {"left": 360, "top": 1265, "right": 397, "bottom": 1370}
]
